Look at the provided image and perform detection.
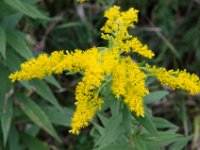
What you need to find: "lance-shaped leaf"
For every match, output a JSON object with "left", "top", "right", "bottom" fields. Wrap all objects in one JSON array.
[
  {"left": 15, "top": 93, "right": 61, "bottom": 142},
  {"left": 1, "top": 98, "right": 13, "bottom": 146},
  {"left": 0, "top": 25, "right": 6, "bottom": 58}
]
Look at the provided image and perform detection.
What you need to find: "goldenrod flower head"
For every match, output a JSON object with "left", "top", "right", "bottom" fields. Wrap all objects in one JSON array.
[
  {"left": 125, "top": 38, "right": 155, "bottom": 59},
  {"left": 9, "top": 6, "right": 200, "bottom": 134},
  {"left": 9, "top": 51, "right": 66, "bottom": 82},
  {"left": 111, "top": 57, "right": 148, "bottom": 116},
  {"left": 101, "top": 6, "right": 154, "bottom": 59},
  {"left": 101, "top": 6, "right": 138, "bottom": 40},
  {"left": 70, "top": 79, "right": 104, "bottom": 134},
  {"left": 147, "top": 65, "right": 200, "bottom": 95}
]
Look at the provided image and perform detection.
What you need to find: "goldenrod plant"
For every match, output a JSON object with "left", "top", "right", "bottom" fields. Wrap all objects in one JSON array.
[
  {"left": 9, "top": 5, "right": 200, "bottom": 149},
  {"left": 0, "top": 0, "right": 199, "bottom": 149}
]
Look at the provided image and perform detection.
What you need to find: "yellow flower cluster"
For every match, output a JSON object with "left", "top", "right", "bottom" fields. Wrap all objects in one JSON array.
[
  {"left": 111, "top": 57, "right": 149, "bottom": 116},
  {"left": 9, "top": 51, "right": 65, "bottom": 81},
  {"left": 147, "top": 65, "right": 200, "bottom": 95},
  {"left": 10, "top": 46, "right": 148, "bottom": 134},
  {"left": 9, "top": 6, "right": 200, "bottom": 134},
  {"left": 101, "top": 6, "right": 155, "bottom": 59}
]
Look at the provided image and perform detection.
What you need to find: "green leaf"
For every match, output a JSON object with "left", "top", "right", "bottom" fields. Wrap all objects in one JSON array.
[
  {"left": 44, "top": 76, "right": 62, "bottom": 89},
  {"left": 97, "top": 114, "right": 109, "bottom": 127},
  {"left": 15, "top": 93, "right": 61, "bottom": 142},
  {"left": 0, "top": 65, "right": 13, "bottom": 99},
  {"left": 152, "top": 117, "right": 177, "bottom": 129},
  {"left": 1, "top": 98, "right": 13, "bottom": 146},
  {"left": 0, "top": 132, "right": 3, "bottom": 149},
  {"left": 5, "top": 49, "right": 21, "bottom": 71},
  {"left": 122, "top": 105, "right": 132, "bottom": 134},
  {"left": 0, "top": 25, "right": 6, "bottom": 58},
  {"left": 194, "top": 115, "right": 200, "bottom": 142},
  {"left": 20, "top": 81, "right": 33, "bottom": 90},
  {"left": 0, "top": 1, "right": 14, "bottom": 18},
  {"left": 134, "top": 112, "right": 158, "bottom": 135},
  {"left": 42, "top": 106, "right": 73, "bottom": 126},
  {"left": 2, "top": 13, "right": 23, "bottom": 29},
  {"left": 4, "top": 0, "right": 48, "bottom": 19},
  {"left": 169, "top": 135, "right": 192, "bottom": 150},
  {"left": 95, "top": 142, "right": 130, "bottom": 150},
  {"left": 56, "top": 22, "right": 83, "bottom": 29},
  {"left": 30, "top": 79, "right": 61, "bottom": 111},
  {"left": 133, "top": 134, "right": 147, "bottom": 150},
  {"left": 110, "top": 99, "right": 120, "bottom": 117},
  {"left": 104, "top": 93, "right": 120, "bottom": 117},
  {"left": 22, "top": 0, "right": 41, "bottom": 5},
  {"left": 65, "top": 72, "right": 77, "bottom": 76},
  {"left": 95, "top": 114, "right": 124, "bottom": 149},
  {"left": 143, "top": 131, "right": 182, "bottom": 150},
  {"left": 20, "top": 132, "right": 49, "bottom": 150},
  {"left": 6, "top": 30, "right": 33, "bottom": 59},
  {"left": 8, "top": 126, "right": 21, "bottom": 150},
  {"left": 91, "top": 122, "right": 105, "bottom": 136},
  {"left": 144, "top": 90, "right": 169, "bottom": 104},
  {"left": 23, "top": 3, "right": 48, "bottom": 20},
  {"left": 25, "top": 125, "right": 40, "bottom": 136}
]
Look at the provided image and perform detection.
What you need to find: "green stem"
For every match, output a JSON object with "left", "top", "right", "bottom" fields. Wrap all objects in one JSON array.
[
  {"left": 97, "top": 77, "right": 112, "bottom": 94},
  {"left": 93, "top": 77, "right": 112, "bottom": 99},
  {"left": 130, "top": 134, "right": 134, "bottom": 150},
  {"left": 139, "top": 67, "right": 154, "bottom": 77}
]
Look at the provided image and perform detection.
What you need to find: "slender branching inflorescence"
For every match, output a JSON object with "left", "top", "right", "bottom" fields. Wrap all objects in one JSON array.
[
  {"left": 9, "top": 6, "right": 200, "bottom": 134},
  {"left": 146, "top": 65, "right": 200, "bottom": 95}
]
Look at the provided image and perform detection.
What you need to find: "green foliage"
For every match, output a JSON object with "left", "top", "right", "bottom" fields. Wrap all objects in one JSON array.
[
  {"left": 0, "top": 0, "right": 199, "bottom": 149},
  {"left": 20, "top": 132, "right": 49, "bottom": 150},
  {"left": 0, "top": 25, "right": 6, "bottom": 58},
  {"left": 6, "top": 30, "right": 33, "bottom": 59},
  {"left": 144, "top": 90, "right": 169, "bottom": 104},
  {"left": 15, "top": 93, "right": 61, "bottom": 142},
  {"left": 91, "top": 89, "right": 191, "bottom": 150},
  {"left": 1, "top": 97, "right": 13, "bottom": 146},
  {"left": 0, "top": 0, "right": 70, "bottom": 149}
]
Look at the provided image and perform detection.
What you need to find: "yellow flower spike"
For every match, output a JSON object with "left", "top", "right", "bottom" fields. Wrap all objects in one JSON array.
[
  {"left": 111, "top": 57, "right": 148, "bottom": 116},
  {"left": 147, "top": 65, "right": 200, "bottom": 95},
  {"left": 101, "top": 6, "right": 138, "bottom": 41},
  {"left": 111, "top": 59, "right": 128, "bottom": 99},
  {"left": 9, "top": 51, "right": 68, "bottom": 81},
  {"left": 70, "top": 72, "right": 104, "bottom": 134},
  {"left": 101, "top": 6, "right": 154, "bottom": 59},
  {"left": 125, "top": 38, "right": 155, "bottom": 59}
]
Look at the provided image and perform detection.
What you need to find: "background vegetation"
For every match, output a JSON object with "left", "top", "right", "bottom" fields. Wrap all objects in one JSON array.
[{"left": 0, "top": 0, "right": 199, "bottom": 149}]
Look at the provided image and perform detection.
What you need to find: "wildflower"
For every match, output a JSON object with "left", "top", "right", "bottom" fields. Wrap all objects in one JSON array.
[
  {"left": 147, "top": 65, "right": 200, "bottom": 95},
  {"left": 9, "top": 6, "right": 200, "bottom": 134}
]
